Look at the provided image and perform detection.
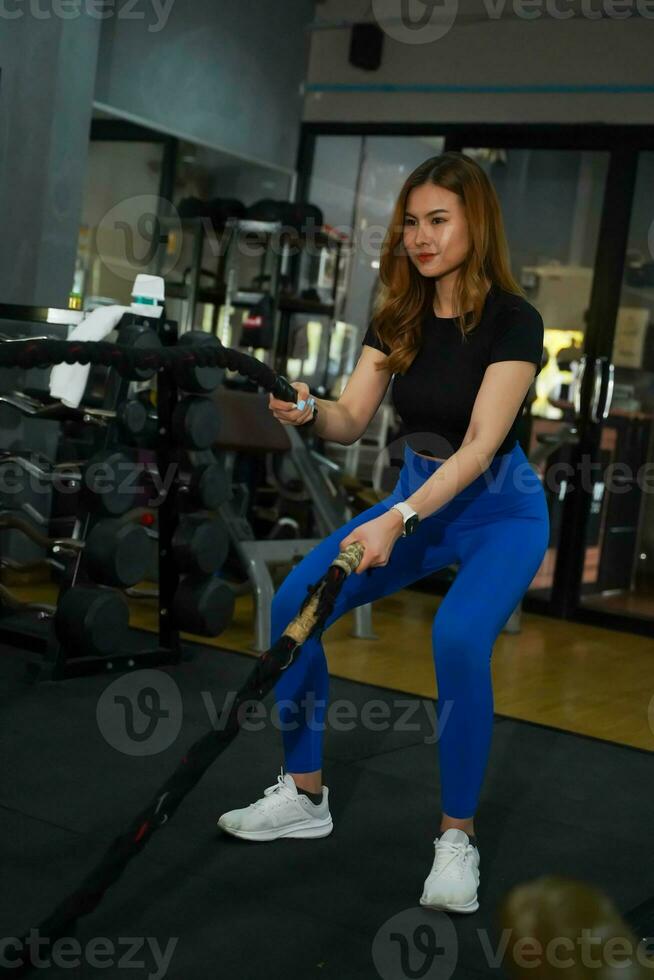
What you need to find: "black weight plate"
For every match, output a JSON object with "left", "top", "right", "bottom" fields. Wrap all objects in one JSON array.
[
  {"left": 55, "top": 588, "right": 129, "bottom": 657},
  {"left": 172, "top": 576, "right": 235, "bottom": 636},
  {"left": 85, "top": 451, "right": 139, "bottom": 516},
  {"left": 118, "top": 399, "right": 148, "bottom": 438},
  {"left": 178, "top": 330, "right": 224, "bottom": 393},
  {"left": 172, "top": 397, "right": 221, "bottom": 450},
  {"left": 173, "top": 518, "right": 229, "bottom": 575},
  {"left": 86, "top": 520, "right": 150, "bottom": 588},
  {"left": 193, "top": 462, "right": 230, "bottom": 510},
  {"left": 117, "top": 319, "right": 163, "bottom": 381}
]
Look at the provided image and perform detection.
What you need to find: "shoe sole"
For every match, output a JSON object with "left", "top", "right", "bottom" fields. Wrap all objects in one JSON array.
[
  {"left": 218, "top": 816, "right": 333, "bottom": 841},
  {"left": 419, "top": 895, "right": 479, "bottom": 914}
]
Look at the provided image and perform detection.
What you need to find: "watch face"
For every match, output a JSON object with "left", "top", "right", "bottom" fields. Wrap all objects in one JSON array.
[{"left": 405, "top": 515, "right": 420, "bottom": 536}]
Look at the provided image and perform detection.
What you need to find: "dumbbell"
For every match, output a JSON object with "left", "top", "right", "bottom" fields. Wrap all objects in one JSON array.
[
  {"left": 179, "top": 461, "right": 231, "bottom": 511},
  {"left": 55, "top": 587, "right": 130, "bottom": 658},
  {"left": 0, "top": 450, "right": 142, "bottom": 516},
  {"left": 172, "top": 516, "right": 229, "bottom": 575},
  {"left": 0, "top": 580, "right": 57, "bottom": 617},
  {"left": 0, "top": 577, "right": 132, "bottom": 660},
  {"left": 172, "top": 396, "right": 221, "bottom": 450},
  {"left": 0, "top": 389, "right": 159, "bottom": 445},
  {"left": 177, "top": 330, "right": 224, "bottom": 393},
  {"left": 172, "top": 575, "right": 235, "bottom": 637},
  {"left": 83, "top": 450, "right": 142, "bottom": 515},
  {"left": 117, "top": 316, "right": 163, "bottom": 381},
  {"left": 0, "top": 512, "right": 150, "bottom": 588},
  {"left": 116, "top": 398, "right": 158, "bottom": 447},
  {"left": 85, "top": 518, "right": 151, "bottom": 588}
]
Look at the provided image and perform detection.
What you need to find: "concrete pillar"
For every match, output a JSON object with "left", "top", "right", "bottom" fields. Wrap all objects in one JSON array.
[{"left": 0, "top": 10, "right": 102, "bottom": 306}]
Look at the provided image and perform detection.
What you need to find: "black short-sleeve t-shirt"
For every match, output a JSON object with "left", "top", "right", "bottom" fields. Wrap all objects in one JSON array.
[{"left": 361, "top": 283, "right": 544, "bottom": 458}]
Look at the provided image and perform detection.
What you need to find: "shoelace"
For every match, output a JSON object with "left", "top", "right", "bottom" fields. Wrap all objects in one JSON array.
[
  {"left": 430, "top": 839, "right": 474, "bottom": 881},
  {"left": 251, "top": 772, "right": 296, "bottom": 811}
]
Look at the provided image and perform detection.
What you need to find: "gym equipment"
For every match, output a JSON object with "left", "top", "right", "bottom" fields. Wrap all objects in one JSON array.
[
  {"left": 0, "top": 582, "right": 56, "bottom": 618},
  {"left": 0, "top": 391, "right": 158, "bottom": 446},
  {"left": 0, "top": 513, "right": 82, "bottom": 556},
  {"left": 0, "top": 326, "right": 310, "bottom": 682},
  {"left": 172, "top": 517, "right": 229, "bottom": 575},
  {"left": 177, "top": 196, "right": 246, "bottom": 227},
  {"left": 83, "top": 450, "right": 140, "bottom": 516},
  {"left": 0, "top": 335, "right": 308, "bottom": 414},
  {"left": 116, "top": 398, "right": 158, "bottom": 445},
  {"left": 0, "top": 391, "right": 110, "bottom": 425},
  {"left": 245, "top": 199, "right": 324, "bottom": 231},
  {"left": 177, "top": 330, "right": 224, "bottom": 393},
  {"left": 6, "top": 540, "right": 365, "bottom": 978},
  {"left": 0, "top": 512, "right": 148, "bottom": 589},
  {"left": 171, "top": 396, "right": 221, "bottom": 450},
  {"left": 238, "top": 293, "right": 275, "bottom": 349},
  {"left": 172, "top": 575, "right": 235, "bottom": 636},
  {"left": 85, "top": 519, "right": 150, "bottom": 588},
  {"left": 0, "top": 449, "right": 141, "bottom": 517},
  {"left": 116, "top": 317, "right": 163, "bottom": 381},
  {"left": 180, "top": 461, "right": 231, "bottom": 511},
  {"left": 211, "top": 385, "right": 376, "bottom": 652},
  {"left": 55, "top": 588, "right": 130, "bottom": 658}
]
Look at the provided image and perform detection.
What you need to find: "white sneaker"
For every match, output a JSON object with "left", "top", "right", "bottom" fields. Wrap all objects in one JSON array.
[
  {"left": 217, "top": 768, "right": 333, "bottom": 841},
  {"left": 420, "top": 829, "right": 480, "bottom": 913}
]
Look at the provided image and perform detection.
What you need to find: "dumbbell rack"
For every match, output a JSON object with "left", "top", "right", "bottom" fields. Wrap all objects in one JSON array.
[
  {"left": 159, "top": 217, "right": 347, "bottom": 396},
  {"left": 0, "top": 305, "right": 229, "bottom": 682}
]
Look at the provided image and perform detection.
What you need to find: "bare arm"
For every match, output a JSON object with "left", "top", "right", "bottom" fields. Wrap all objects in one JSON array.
[{"left": 311, "top": 345, "right": 392, "bottom": 445}]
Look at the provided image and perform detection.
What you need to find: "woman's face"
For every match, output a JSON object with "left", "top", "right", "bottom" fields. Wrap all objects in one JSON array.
[{"left": 402, "top": 182, "right": 470, "bottom": 278}]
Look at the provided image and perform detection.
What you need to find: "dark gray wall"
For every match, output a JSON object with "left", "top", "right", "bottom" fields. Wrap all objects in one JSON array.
[
  {"left": 0, "top": 15, "right": 102, "bottom": 306},
  {"left": 95, "top": 0, "right": 314, "bottom": 173}
]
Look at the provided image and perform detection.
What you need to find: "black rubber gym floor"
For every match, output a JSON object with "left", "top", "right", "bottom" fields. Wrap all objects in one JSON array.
[{"left": 1, "top": 634, "right": 653, "bottom": 979}]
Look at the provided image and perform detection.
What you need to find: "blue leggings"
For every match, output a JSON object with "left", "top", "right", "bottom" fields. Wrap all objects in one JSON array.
[{"left": 270, "top": 441, "right": 550, "bottom": 819}]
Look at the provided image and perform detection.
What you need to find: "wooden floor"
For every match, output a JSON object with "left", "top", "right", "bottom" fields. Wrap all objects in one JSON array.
[
  {"left": 8, "top": 582, "right": 654, "bottom": 753},
  {"left": 126, "top": 585, "right": 654, "bottom": 753}
]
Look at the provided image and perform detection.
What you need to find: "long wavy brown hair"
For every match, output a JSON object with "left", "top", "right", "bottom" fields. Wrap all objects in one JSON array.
[{"left": 369, "top": 151, "right": 524, "bottom": 375}]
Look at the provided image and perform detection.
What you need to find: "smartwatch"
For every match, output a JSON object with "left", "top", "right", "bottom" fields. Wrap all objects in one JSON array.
[{"left": 390, "top": 501, "right": 420, "bottom": 536}]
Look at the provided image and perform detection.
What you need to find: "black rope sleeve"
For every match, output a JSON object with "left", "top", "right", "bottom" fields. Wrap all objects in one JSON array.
[{"left": 0, "top": 337, "right": 299, "bottom": 403}]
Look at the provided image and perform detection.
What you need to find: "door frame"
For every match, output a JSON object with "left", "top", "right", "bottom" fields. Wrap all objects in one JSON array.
[{"left": 296, "top": 123, "right": 654, "bottom": 637}]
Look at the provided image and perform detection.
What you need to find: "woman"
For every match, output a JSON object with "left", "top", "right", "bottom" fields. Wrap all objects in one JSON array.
[{"left": 218, "top": 152, "right": 549, "bottom": 915}]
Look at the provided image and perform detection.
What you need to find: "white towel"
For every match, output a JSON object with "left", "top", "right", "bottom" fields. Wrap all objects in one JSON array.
[{"left": 48, "top": 305, "right": 130, "bottom": 409}]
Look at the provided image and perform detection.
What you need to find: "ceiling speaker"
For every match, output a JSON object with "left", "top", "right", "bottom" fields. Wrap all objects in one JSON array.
[{"left": 349, "top": 22, "right": 384, "bottom": 71}]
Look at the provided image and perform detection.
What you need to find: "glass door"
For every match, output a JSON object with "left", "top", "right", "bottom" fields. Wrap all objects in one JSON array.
[
  {"left": 574, "top": 152, "right": 654, "bottom": 627},
  {"left": 459, "top": 147, "right": 611, "bottom": 608}
]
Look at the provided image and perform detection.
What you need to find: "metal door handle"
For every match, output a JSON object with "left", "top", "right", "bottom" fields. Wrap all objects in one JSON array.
[
  {"left": 573, "top": 355, "right": 586, "bottom": 416},
  {"left": 590, "top": 356, "right": 615, "bottom": 423},
  {"left": 590, "top": 357, "right": 604, "bottom": 422},
  {"left": 602, "top": 362, "right": 615, "bottom": 419}
]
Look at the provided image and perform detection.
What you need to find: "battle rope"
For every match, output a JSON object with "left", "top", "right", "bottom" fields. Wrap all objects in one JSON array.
[
  {"left": 0, "top": 334, "right": 362, "bottom": 975},
  {"left": 4, "top": 542, "right": 364, "bottom": 977},
  {"left": 0, "top": 336, "right": 299, "bottom": 404}
]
